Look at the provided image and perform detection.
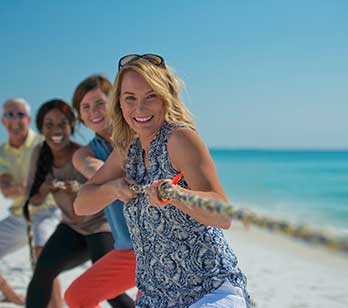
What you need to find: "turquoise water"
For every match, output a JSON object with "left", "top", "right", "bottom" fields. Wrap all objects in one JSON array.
[{"left": 211, "top": 149, "right": 348, "bottom": 235}]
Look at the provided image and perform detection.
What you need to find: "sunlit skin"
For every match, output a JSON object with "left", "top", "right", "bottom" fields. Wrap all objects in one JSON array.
[
  {"left": 1, "top": 101, "right": 31, "bottom": 148},
  {"left": 74, "top": 69, "right": 231, "bottom": 229},
  {"left": 79, "top": 88, "right": 109, "bottom": 138},
  {"left": 73, "top": 86, "right": 114, "bottom": 180},
  {"left": 31, "top": 109, "right": 79, "bottom": 205},
  {"left": 120, "top": 70, "right": 165, "bottom": 152},
  {"left": 30, "top": 109, "right": 78, "bottom": 308},
  {"left": 41, "top": 109, "right": 72, "bottom": 154},
  {"left": 0, "top": 101, "right": 31, "bottom": 198},
  {"left": 1, "top": 103, "right": 63, "bottom": 306}
]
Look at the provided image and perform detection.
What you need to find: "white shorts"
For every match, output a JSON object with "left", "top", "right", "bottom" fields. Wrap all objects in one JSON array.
[
  {"left": 0, "top": 208, "right": 61, "bottom": 258},
  {"left": 189, "top": 280, "right": 248, "bottom": 308},
  {"left": 135, "top": 280, "right": 248, "bottom": 308}
]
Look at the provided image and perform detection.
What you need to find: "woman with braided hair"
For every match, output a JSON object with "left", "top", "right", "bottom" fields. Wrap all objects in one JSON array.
[
  {"left": 74, "top": 55, "right": 249, "bottom": 308},
  {"left": 24, "top": 99, "right": 126, "bottom": 308}
]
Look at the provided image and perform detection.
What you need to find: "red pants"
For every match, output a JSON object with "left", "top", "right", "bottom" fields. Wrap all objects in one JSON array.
[{"left": 64, "top": 249, "right": 137, "bottom": 308}]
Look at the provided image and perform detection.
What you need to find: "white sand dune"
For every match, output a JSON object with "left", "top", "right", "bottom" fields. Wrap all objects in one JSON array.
[{"left": 1, "top": 196, "right": 347, "bottom": 308}]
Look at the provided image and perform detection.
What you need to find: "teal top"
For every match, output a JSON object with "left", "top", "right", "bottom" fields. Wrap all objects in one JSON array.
[{"left": 88, "top": 135, "right": 133, "bottom": 250}]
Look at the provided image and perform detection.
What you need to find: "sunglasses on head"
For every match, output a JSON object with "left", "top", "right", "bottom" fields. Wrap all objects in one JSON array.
[
  {"left": 3, "top": 111, "right": 27, "bottom": 119},
  {"left": 118, "top": 54, "right": 165, "bottom": 71}
]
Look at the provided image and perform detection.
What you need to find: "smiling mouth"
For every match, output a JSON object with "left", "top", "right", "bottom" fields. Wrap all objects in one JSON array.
[
  {"left": 51, "top": 135, "right": 63, "bottom": 143},
  {"left": 10, "top": 124, "right": 23, "bottom": 131},
  {"left": 134, "top": 116, "right": 153, "bottom": 123},
  {"left": 91, "top": 117, "right": 104, "bottom": 124}
]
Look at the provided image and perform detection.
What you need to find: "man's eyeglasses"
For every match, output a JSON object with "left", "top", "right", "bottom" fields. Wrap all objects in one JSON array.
[
  {"left": 2, "top": 111, "right": 28, "bottom": 119},
  {"left": 118, "top": 54, "right": 165, "bottom": 71}
]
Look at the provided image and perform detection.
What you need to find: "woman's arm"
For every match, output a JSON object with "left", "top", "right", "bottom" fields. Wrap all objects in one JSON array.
[
  {"left": 30, "top": 180, "right": 57, "bottom": 205},
  {"left": 72, "top": 146, "right": 104, "bottom": 180},
  {"left": 150, "top": 128, "right": 231, "bottom": 229},
  {"left": 73, "top": 149, "right": 136, "bottom": 216}
]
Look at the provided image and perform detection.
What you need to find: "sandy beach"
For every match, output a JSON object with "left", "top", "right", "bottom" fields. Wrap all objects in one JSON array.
[
  {"left": 1, "top": 205, "right": 347, "bottom": 308},
  {"left": 226, "top": 223, "right": 348, "bottom": 308}
]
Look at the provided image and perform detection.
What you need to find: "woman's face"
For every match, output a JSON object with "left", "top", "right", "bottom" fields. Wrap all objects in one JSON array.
[
  {"left": 79, "top": 88, "right": 108, "bottom": 134},
  {"left": 42, "top": 109, "right": 72, "bottom": 152},
  {"left": 119, "top": 70, "right": 165, "bottom": 140}
]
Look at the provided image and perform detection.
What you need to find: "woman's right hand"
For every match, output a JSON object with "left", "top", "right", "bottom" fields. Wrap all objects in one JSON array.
[
  {"left": 107, "top": 177, "right": 137, "bottom": 203},
  {"left": 39, "top": 180, "right": 58, "bottom": 195},
  {"left": 30, "top": 180, "right": 58, "bottom": 206}
]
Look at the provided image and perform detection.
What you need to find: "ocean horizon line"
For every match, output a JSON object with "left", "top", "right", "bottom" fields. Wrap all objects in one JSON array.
[{"left": 209, "top": 147, "right": 348, "bottom": 153}]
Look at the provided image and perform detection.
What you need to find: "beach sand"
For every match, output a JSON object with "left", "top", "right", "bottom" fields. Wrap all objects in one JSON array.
[
  {"left": 0, "top": 216, "right": 347, "bottom": 308},
  {"left": 226, "top": 223, "right": 348, "bottom": 308}
]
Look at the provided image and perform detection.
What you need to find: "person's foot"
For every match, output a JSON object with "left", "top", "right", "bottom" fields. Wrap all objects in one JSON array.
[{"left": 1, "top": 293, "right": 25, "bottom": 305}]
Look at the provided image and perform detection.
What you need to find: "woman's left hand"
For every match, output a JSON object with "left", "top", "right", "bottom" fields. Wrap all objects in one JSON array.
[
  {"left": 144, "top": 179, "right": 171, "bottom": 207},
  {"left": 64, "top": 180, "right": 81, "bottom": 193}
]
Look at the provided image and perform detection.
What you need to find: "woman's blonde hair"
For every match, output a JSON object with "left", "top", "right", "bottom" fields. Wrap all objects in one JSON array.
[{"left": 107, "top": 58, "right": 195, "bottom": 158}]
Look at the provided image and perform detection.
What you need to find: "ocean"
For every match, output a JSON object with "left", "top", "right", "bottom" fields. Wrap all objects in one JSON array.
[
  {"left": 1, "top": 149, "right": 347, "bottom": 237},
  {"left": 211, "top": 149, "right": 348, "bottom": 236}
]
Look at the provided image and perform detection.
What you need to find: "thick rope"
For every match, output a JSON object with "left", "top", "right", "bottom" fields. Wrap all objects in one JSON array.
[{"left": 129, "top": 181, "right": 348, "bottom": 253}]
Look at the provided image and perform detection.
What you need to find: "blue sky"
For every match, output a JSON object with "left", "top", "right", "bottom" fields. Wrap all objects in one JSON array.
[{"left": 1, "top": 0, "right": 347, "bottom": 149}]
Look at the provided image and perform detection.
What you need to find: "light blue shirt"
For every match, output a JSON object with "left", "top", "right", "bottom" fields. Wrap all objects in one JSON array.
[{"left": 88, "top": 135, "right": 133, "bottom": 250}]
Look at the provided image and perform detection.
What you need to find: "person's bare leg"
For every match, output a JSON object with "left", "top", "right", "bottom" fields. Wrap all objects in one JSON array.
[
  {"left": 49, "top": 278, "right": 63, "bottom": 308},
  {"left": 0, "top": 272, "right": 25, "bottom": 305},
  {"left": 35, "top": 246, "right": 63, "bottom": 308},
  {"left": 48, "top": 277, "right": 63, "bottom": 308}
]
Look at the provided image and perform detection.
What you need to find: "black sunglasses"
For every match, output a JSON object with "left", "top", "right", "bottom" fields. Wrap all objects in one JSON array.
[
  {"left": 3, "top": 111, "right": 28, "bottom": 119},
  {"left": 118, "top": 54, "right": 165, "bottom": 71}
]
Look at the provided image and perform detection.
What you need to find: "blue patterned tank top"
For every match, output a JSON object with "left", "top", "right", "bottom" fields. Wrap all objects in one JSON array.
[{"left": 124, "top": 122, "right": 248, "bottom": 308}]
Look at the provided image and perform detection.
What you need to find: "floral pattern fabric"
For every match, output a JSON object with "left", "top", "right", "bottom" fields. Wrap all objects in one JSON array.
[{"left": 124, "top": 122, "right": 248, "bottom": 308}]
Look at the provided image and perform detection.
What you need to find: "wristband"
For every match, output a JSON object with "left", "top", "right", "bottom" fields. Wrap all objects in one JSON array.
[{"left": 158, "top": 172, "right": 183, "bottom": 205}]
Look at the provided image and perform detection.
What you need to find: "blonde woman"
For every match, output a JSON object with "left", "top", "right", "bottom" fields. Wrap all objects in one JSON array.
[{"left": 74, "top": 54, "right": 249, "bottom": 308}]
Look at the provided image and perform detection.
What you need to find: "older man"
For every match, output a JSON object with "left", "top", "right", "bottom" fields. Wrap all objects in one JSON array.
[{"left": 0, "top": 98, "right": 61, "bottom": 306}]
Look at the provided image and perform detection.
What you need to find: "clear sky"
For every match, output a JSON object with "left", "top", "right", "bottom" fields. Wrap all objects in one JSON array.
[{"left": 1, "top": 0, "right": 347, "bottom": 149}]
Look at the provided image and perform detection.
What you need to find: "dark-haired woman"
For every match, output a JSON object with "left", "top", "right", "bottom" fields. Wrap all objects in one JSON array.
[{"left": 25, "top": 99, "right": 130, "bottom": 308}]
